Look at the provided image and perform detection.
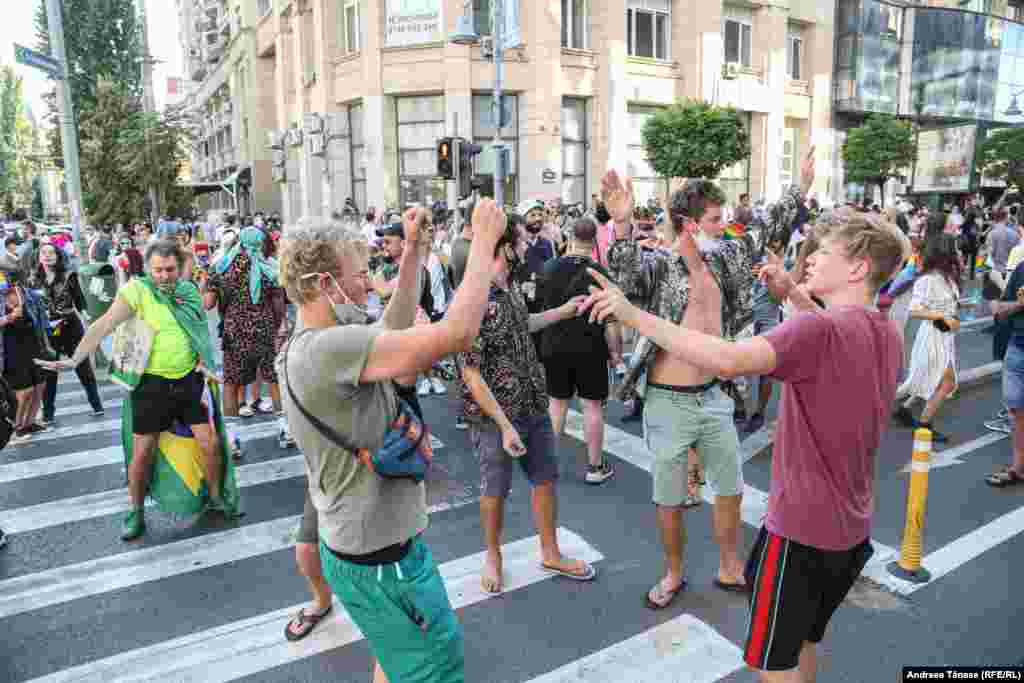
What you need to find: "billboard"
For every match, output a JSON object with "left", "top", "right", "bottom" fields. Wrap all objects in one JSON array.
[
  {"left": 385, "top": 0, "right": 443, "bottom": 48},
  {"left": 912, "top": 125, "right": 976, "bottom": 193}
]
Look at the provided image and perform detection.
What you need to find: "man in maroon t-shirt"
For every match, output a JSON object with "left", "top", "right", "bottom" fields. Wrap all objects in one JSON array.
[{"left": 584, "top": 214, "right": 905, "bottom": 682}]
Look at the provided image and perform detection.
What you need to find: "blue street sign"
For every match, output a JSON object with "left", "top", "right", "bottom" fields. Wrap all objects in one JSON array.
[{"left": 13, "top": 43, "right": 62, "bottom": 78}]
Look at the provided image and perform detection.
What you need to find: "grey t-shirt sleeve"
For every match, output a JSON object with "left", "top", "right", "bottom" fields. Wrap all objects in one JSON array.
[
  {"left": 450, "top": 238, "right": 471, "bottom": 289},
  {"left": 307, "top": 324, "right": 383, "bottom": 396}
]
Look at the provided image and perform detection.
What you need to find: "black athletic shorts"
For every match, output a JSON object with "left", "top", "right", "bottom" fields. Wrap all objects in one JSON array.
[
  {"left": 743, "top": 526, "right": 873, "bottom": 672},
  {"left": 131, "top": 371, "right": 209, "bottom": 435},
  {"left": 543, "top": 351, "right": 609, "bottom": 402}
]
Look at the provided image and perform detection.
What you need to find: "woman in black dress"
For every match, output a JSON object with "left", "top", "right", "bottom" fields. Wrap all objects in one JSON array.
[
  {"left": 2, "top": 277, "right": 47, "bottom": 444},
  {"left": 32, "top": 242, "right": 105, "bottom": 426}
]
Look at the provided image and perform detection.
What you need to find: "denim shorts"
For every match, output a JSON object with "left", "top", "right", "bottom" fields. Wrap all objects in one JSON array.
[
  {"left": 319, "top": 536, "right": 465, "bottom": 683},
  {"left": 470, "top": 413, "right": 560, "bottom": 498},
  {"left": 643, "top": 383, "right": 744, "bottom": 505},
  {"left": 1003, "top": 340, "right": 1024, "bottom": 410}
]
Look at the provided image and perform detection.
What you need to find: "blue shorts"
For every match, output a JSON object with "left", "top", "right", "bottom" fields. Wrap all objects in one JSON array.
[
  {"left": 1003, "top": 341, "right": 1024, "bottom": 410},
  {"left": 319, "top": 536, "right": 465, "bottom": 683}
]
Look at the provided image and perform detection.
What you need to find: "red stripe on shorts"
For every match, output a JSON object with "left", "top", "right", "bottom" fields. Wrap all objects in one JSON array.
[{"left": 745, "top": 533, "right": 784, "bottom": 668}]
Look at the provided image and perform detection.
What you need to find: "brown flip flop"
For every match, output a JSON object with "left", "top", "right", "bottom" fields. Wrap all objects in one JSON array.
[
  {"left": 644, "top": 579, "right": 687, "bottom": 609},
  {"left": 284, "top": 604, "right": 333, "bottom": 642}
]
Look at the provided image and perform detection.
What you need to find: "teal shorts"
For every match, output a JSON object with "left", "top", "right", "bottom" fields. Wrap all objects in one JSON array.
[{"left": 319, "top": 536, "right": 465, "bottom": 683}]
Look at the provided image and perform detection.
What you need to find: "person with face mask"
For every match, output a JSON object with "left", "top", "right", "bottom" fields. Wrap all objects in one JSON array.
[
  {"left": 275, "top": 202, "right": 506, "bottom": 680},
  {"left": 201, "top": 227, "right": 284, "bottom": 423},
  {"left": 37, "top": 240, "right": 232, "bottom": 541},
  {"left": 31, "top": 243, "right": 105, "bottom": 427}
]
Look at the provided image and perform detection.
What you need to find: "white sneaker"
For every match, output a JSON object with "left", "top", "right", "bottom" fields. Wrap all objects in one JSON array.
[
  {"left": 238, "top": 404, "right": 255, "bottom": 418},
  {"left": 585, "top": 461, "right": 615, "bottom": 485},
  {"left": 430, "top": 377, "right": 447, "bottom": 395},
  {"left": 417, "top": 379, "right": 432, "bottom": 396},
  {"left": 8, "top": 431, "right": 32, "bottom": 445},
  {"left": 256, "top": 398, "right": 275, "bottom": 414}
]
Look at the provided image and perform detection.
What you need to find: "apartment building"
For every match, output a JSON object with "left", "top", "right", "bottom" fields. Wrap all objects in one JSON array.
[
  {"left": 177, "top": 0, "right": 280, "bottom": 215},
  {"left": 247, "top": 0, "right": 835, "bottom": 222}
]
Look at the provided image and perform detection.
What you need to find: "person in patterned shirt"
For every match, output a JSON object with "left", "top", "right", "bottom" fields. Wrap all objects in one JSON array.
[
  {"left": 459, "top": 219, "right": 598, "bottom": 595},
  {"left": 604, "top": 169, "right": 803, "bottom": 609}
]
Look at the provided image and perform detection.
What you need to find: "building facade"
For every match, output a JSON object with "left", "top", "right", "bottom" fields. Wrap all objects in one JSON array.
[
  {"left": 832, "top": 0, "right": 1024, "bottom": 206},
  {"left": 247, "top": 0, "right": 835, "bottom": 223},
  {"left": 176, "top": 0, "right": 281, "bottom": 215}
]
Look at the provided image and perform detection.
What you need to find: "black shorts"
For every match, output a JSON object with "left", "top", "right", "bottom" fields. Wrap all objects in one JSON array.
[
  {"left": 4, "top": 360, "right": 44, "bottom": 392},
  {"left": 130, "top": 371, "right": 209, "bottom": 435},
  {"left": 543, "top": 351, "right": 609, "bottom": 402},
  {"left": 743, "top": 526, "right": 873, "bottom": 672}
]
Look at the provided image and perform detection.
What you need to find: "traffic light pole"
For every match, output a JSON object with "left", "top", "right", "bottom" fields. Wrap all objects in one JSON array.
[
  {"left": 45, "top": 0, "right": 84, "bottom": 247},
  {"left": 492, "top": 0, "right": 507, "bottom": 208}
]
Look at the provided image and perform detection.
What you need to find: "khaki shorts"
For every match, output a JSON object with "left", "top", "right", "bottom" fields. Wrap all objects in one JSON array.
[{"left": 643, "top": 383, "right": 744, "bottom": 505}]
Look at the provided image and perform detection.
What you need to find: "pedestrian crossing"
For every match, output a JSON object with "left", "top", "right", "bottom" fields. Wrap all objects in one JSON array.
[{"left": 0, "top": 380, "right": 751, "bottom": 683}]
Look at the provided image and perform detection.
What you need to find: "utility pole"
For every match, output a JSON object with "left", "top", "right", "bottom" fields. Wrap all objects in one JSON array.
[
  {"left": 492, "top": 0, "right": 507, "bottom": 208},
  {"left": 44, "top": 0, "right": 84, "bottom": 247},
  {"left": 138, "top": 0, "right": 160, "bottom": 221}
]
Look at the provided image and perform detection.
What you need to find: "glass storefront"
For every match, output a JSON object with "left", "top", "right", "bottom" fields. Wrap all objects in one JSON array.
[
  {"left": 472, "top": 93, "right": 519, "bottom": 204},
  {"left": 396, "top": 95, "right": 447, "bottom": 208}
]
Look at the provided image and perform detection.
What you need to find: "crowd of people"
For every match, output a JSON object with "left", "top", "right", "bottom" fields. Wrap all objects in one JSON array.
[{"left": 3, "top": 152, "right": 1024, "bottom": 682}]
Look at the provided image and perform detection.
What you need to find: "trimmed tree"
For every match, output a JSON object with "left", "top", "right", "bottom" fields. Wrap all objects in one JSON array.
[
  {"left": 31, "top": 176, "right": 44, "bottom": 219},
  {"left": 640, "top": 99, "right": 751, "bottom": 182},
  {"left": 977, "top": 126, "right": 1024, "bottom": 193},
  {"left": 841, "top": 114, "right": 916, "bottom": 207}
]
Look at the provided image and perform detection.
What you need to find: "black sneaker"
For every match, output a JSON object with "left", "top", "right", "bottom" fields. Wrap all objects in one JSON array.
[
  {"left": 585, "top": 461, "right": 615, "bottom": 485},
  {"left": 0, "top": 527, "right": 6, "bottom": 549},
  {"left": 894, "top": 404, "right": 916, "bottom": 428}
]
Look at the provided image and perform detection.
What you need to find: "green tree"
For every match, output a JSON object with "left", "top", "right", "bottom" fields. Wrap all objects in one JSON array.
[
  {"left": 977, "top": 126, "right": 1024, "bottom": 193},
  {"left": 31, "top": 176, "right": 44, "bottom": 219},
  {"left": 35, "top": 0, "right": 143, "bottom": 168},
  {"left": 0, "top": 66, "right": 23, "bottom": 213},
  {"left": 116, "top": 103, "right": 194, "bottom": 219},
  {"left": 640, "top": 99, "right": 751, "bottom": 181},
  {"left": 841, "top": 114, "right": 916, "bottom": 208}
]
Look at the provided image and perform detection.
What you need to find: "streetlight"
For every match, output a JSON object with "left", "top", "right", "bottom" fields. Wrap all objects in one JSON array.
[
  {"left": 450, "top": 0, "right": 510, "bottom": 208},
  {"left": 1006, "top": 89, "right": 1024, "bottom": 117}
]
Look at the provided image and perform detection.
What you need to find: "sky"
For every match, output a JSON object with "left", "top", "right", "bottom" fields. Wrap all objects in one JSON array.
[{"left": 0, "top": 0, "right": 184, "bottom": 125}]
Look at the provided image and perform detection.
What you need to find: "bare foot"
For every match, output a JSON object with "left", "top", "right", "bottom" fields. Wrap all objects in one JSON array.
[
  {"left": 481, "top": 551, "right": 503, "bottom": 594},
  {"left": 715, "top": 569, "right": 748, "bottom": 592}
]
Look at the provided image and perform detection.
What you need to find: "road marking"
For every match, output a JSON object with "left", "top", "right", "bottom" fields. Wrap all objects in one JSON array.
[
  {"left": 26, "top": 529, "right": 602, "bottom": 683},
  {"left": 525, "top": 614, "right": 743, "bottom": 683},
  {"left": 54, "top": 384, "right": 125, "bottom": 408},
  {"left": 0, "top": 422, "right": 282, "bottom": 484},
  {"left": 8, "top": 414, "right": 279, "bottom": 448},
  {"left": 0, "top": 487, "right": 468, "bottom": 621},
  {"left": 899, "top": 432, "right": 1009, "bottom": 474},
  {"left": 0, "top": 456, "right": 307, "bottom": 534},
  {"left": 960, "top": 361, "right": 1002, "bottom": 387}
]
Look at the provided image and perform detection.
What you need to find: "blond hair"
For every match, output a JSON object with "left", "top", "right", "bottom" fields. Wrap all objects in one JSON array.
[
  {"left": 277, "top": 216, "right": 367, "bottom": 304},
  {"left": 817, "top": 213, "right": 906, "bottom": 292}
]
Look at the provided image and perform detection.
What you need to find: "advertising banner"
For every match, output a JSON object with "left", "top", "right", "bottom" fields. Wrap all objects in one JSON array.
[
  {"left": 385, "top": 0, "right": 444, "bottom": 48},
  {"left": 913, "top": 126, "right": 976, "bottom": 193}
]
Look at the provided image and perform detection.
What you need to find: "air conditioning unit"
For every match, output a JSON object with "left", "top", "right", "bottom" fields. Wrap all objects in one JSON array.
[
  {"left": 267, "top": 130, "right": 285, "bottom": 150},
  {"left": 303, "top": 113, "right": 324, "bottom": 135},
  {"left": 722, "top": 62, "right": 741, "bottom": 81},
  {"left": 325, "top": 112, "right": 348, "bottom": 139}
]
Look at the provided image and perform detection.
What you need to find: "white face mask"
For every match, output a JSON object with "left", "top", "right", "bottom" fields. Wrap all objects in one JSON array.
[{"left": 318, "top": 272, "right": 376, "bottom": 326}]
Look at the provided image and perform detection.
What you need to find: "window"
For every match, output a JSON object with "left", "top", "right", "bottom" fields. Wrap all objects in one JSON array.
[
  {"left": 475, "top": 0, "right": 492, "bottom": 37},
  {"left": 724, "top": 19, "right": 752, "bottom": 67},
  {"left": 396, "top": 96, "right": 447, "bottom": 207},
  {"left": 343, "top": 1, "right": 360, "bottom": 54},
  {"left": 787, "top": 32, "right": 803, "bottom": 80},
  {"left": 562, "top": 0, "right": 589, "bottom": 50},
  {"left": 472, "top": 94, "right": 519, "bottom": 203},
  {"left": 780, "top": 127, "right": 797, "bottom": 189},
  {"left": 627, "top": 0, "right": 670, "bottom": 61},
  {"left": 257, "top": 0, "right": 271, "bottom": 17},
  {"left": 349, "top": 103, "right": 367, "bottom": 212},
  {"left": 626, "top": 104, "right": 668, "bottom": 203},
  {"left": 562, "top": 98, "right": 588, "bottom": 206}
]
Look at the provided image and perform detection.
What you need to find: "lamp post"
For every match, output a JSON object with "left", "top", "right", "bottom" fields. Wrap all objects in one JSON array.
[
  {"left": 450, "top": 0, "right": 509, "bottom": 208},
  {"left": 1005, "top": 88, "right": 1024, "bottom": 117}
]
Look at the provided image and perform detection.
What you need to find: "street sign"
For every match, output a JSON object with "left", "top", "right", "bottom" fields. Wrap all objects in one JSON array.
[
  {"left": 13, "top": 43, "right": 62, "bottom": 78},
  {"left": 542, "top": 169, "right": 557, "bottom": 184}
]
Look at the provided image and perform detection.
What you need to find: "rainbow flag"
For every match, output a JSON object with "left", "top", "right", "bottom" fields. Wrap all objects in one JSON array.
[
  {"left": 724, "top": 223, "right": 746, "bottom": 240},
  {"left": 121, "top": 380, "right": 241, "bottom": 516}
]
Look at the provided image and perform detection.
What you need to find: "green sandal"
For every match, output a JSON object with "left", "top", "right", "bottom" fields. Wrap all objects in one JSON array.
[{"left": 120, "top": 509, "right": 146, "bottom": 541}]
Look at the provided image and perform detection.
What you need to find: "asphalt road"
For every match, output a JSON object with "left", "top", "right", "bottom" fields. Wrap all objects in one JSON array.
[{"left": 0, "top": 331, "right": 1020, "bottom": 682}]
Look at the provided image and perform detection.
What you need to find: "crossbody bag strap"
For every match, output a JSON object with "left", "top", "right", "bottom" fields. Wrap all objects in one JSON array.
[{"left": 282, "top": 330, "right": 361, "bottom": 455}]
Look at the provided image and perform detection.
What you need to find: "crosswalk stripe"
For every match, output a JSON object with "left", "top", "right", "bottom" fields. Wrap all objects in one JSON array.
[
  {"left": 9, "top": 414, "right": 278, "bottom": 447},
  {"left": 25, "top": 529, "right": 602, "bottom": 683},
  {"left": 0, "top": 455, "right": 307, "bottom": 534},
  {"left": 0, "top": 493, "right": 475, "bottom": 621},
  {"left": 54, "top": 384, "right": 125, "bottom": 408},
  {"left": 525, "top": 614, "right": 743, "bottom": 683},
  {"left": 0, "top": 422, "right": 281, "bottom": 485}
]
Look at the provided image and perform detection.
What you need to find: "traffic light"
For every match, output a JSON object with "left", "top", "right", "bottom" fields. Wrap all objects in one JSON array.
[
  {"left": 458, "top": 142, "right": 483, "bottom": 198},
  {"left": 437, "top": 137, "right": 454, "bottom": 180}
]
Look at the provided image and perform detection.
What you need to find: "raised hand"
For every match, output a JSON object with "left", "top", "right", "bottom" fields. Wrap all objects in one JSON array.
[
  {"left": 472, "top": 199, "right": 507, "bottom": 248},
  {"left": 600, "top": 170, "right": 635, "bottom": 224},
  {"left": 403, "top": 206, "right": 428, "bottom": 244},
  {"left": 800, "top": 145, "right": 817, "bottom": 195}
]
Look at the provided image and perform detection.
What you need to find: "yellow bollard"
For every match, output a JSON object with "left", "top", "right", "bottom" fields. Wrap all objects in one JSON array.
[{"left": 887, "top": 427, "right": 933, "bottom": 583}]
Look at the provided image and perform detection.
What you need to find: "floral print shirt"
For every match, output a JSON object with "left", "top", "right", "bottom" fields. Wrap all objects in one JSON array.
[{"left": 458, "top": 283, "right": 548, "bottom": 423}]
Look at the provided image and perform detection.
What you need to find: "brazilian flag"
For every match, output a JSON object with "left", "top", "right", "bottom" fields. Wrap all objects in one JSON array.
[{"left": 121, "top": 380, "right": 241, "bottom": 515}]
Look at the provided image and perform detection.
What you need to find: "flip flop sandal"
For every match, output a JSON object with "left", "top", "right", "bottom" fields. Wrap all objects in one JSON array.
[
  {"left": 985, "top": 466, "right": 1024, "bottom": 488},
  {"left": 645, "top": 579, "right": 687, "bottom": 610},
  {"left": 540, "top": 561, "right": 597, "bottom": 582},
  {"left": 714, "top": 579, "right": 751, "bottom": 594},
  {"left": 284, "top": 605, "right": 333, "bottom": 642}
]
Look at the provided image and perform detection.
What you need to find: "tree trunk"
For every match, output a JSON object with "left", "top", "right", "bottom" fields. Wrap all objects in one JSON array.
[{"left": 878, "top": 181, "right": 885, "bottom": 208}]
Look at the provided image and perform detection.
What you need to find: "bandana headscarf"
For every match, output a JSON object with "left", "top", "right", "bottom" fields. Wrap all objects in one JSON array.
[{"left": 214, "top": 227, "right": 278, "bottom": 305}]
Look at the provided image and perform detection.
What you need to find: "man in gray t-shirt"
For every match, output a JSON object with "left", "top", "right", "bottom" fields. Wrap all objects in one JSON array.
[{"left": 449, "top": 235, "right": 471, "bottom": 289}]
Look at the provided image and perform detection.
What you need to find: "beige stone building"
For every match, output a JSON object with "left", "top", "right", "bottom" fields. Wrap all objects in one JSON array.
[{"left": 193, "top": 0, "right": 836, "bottom": 221}]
